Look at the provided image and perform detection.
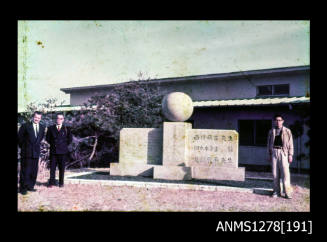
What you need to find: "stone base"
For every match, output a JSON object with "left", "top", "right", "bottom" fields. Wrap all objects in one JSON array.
[
  {"left": 110, "top": 163, "right": 158, "bottom": 177},
  {"left": 153, "top": 166, "right": 192, "bottom": 180},
  {"left": 191, "top": 166, "right": 245, "bottom": 181},
  {"left": 162, "top": 122, "right": 192, "bottom": 166}
]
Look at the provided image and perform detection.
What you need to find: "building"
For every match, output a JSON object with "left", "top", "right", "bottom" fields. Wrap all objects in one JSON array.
[{"left": 61, "top": 65, "right": 310, "bottom": 172}]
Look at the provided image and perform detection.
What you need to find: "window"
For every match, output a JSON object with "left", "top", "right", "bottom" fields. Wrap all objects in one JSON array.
[
  {"left": 257, "top": 85, "right": 272, "bottom": 96},
  {"left": 239, "top": 120, "right": 272, "bottom": 146},
  {"left": 257, "top": 84, "right": 289, "bottom": 96},
  {"left": 274, "top": 84, "right": 289, "bottom": 95}
]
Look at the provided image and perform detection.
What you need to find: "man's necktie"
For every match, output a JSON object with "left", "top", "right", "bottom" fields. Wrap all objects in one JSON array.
[{"left": 35, "top": 124, "right": 38, "bottom": 137}]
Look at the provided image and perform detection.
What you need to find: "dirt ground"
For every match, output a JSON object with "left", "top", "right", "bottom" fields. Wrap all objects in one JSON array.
[{"left": 17, "top": 167, "right": 310, "bottom": 212}]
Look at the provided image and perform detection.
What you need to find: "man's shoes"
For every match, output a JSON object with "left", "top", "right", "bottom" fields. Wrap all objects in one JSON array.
[
  {"left": 48, "top": 179, "right": 58, "bottom": 186},
  {"left": 27, "top": 188, "right": 37, "bottom": 192},
  {"left": 59, "top": 184, "right": 64, "bottom": 188},
  {"left": 47, "top": 184, "right": 55, "bottom": 188},
  {"left": 285, "top": 194, "right": 292, "bottom": 199},
  {"left": 271, "top": 192, "right": 281, "bottom": 198}
]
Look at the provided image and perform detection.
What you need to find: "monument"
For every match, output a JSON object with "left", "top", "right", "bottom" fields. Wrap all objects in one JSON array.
[{"left": 110, "top": 92, "right": 245, "bottom": 182}]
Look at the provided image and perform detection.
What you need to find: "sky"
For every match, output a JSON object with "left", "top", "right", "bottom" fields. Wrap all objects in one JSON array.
[{"left": 18, "top": 20, "right": 310, "bottom": 112}]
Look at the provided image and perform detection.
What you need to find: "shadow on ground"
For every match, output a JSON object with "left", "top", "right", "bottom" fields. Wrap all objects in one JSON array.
[{"left": 36, "top": 181, "right": 49, "bottom": 187}]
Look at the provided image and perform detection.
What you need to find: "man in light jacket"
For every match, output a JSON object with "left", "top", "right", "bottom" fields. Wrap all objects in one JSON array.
[{"left": 267, "top": 114, "right": 294, "bottom": 199}]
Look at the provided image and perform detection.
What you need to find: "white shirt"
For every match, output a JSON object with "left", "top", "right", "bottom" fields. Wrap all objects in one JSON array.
[
  {"left": 33, "top": 123, "right": 39, "bottom": 137},
  {"left": 56, "top": 124, "right": 62, "bottom": 131}
]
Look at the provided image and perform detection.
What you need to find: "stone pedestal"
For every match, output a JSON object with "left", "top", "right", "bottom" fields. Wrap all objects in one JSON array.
[
  {"left": 186, "top": 129, "right": 239, "bottom": 168},
  {"left": 162, "top": 122, "right": 192, "bottom": 166},
  {"left": 110, "top": 163, "right": 158, "bottom": 177},
  {"left": 119, "top": 128, "right": 162, "bottom": 165},
  {"left": 110, "top": 92, "right": 245, "bottom": 183},
  {"left": 153, "top": 166, "right": 192, "bottom": 180},
  {"left": 192, "top": 166, "right": 245, "bottom": 181},
  {"left": 111, "top": 125, "right": 245, "bottom": 182},
  {"left": 185, "top": 129, "right": 244, "bottom": 181},
  {"left": 110, "top": 128, "right": 163, "bottom": 177}
]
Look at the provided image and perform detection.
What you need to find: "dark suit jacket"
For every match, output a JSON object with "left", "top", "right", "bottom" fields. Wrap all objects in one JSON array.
[
  {"left": 46, "top": 124, "right": 72, "bottom": 154},
  {"left": 18, "top": 122, "right": 45, "bottom": 159}
]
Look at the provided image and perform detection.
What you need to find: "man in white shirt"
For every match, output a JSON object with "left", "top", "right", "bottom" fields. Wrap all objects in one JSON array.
[
  {"left": 18, "top": 111, "right": 45, "bottom": 195},
  {"left": 46, "top": 113, "right": 72, "bottom": 187}
]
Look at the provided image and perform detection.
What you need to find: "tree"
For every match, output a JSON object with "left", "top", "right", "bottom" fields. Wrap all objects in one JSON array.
[
  {"left": 68, "top": 78, "right": 164, "bottom": 168},
  {"left": 19, "top": 98, "right": 65, "bottom": 127},
  {"left": 289, "top": 120, "right": 304, "bottom": 173},
  {"left": 289, "top": 104, "right": 310, "bottom": 173}
]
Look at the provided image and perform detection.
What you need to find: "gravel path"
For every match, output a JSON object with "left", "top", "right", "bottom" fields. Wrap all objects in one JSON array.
[{"left": 17, "top": 168, "right": 310, "bottom": 212}]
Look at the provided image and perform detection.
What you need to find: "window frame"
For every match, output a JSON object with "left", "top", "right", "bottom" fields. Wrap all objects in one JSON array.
[
  {"left": 256, "top": 84, "right": 290, "bottom": 97},
  {"left": 273, "top": 84, "right": 290, "bottom": 96},
  {"left": 256, "top": 85, "right": 273, "bottom": 96}
]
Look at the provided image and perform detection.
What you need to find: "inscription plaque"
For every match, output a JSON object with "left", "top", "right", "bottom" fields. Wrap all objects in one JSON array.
[{"left": 186, "top": 129, "right": 238, "bottom": 168}]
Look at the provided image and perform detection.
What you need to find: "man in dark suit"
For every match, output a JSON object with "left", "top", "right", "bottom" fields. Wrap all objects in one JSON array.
[
  {"left": 46, "top": 113, "right": 72, "bottom": 188},
  {"left": 18, "top": 111, "right": 45, "bottom": 195}
]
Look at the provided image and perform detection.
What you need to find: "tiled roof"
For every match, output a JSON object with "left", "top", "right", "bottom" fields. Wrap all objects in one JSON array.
[{"left": 193, "top": 96, "right": 310, "bottom": 107}]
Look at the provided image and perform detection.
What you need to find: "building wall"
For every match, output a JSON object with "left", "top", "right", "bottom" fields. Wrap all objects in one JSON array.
[
  {"left": 69, "top": 71, "right": 309, "bottom": 105},
  {"left": 158, "top": 72, "right": 309, "bottom": 101},
  {"left": 191, "top": 106, "right": 310, "bottom": 169}
]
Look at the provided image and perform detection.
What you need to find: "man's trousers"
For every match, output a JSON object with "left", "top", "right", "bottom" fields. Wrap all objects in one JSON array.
[
  {"left": 19, "top": 157, "right": 39, "bottom": 191},
  {"left": 49, "top": 154, "right": 67, "bottom": 186},
  {"left": 271, "top": 148, "right": 292, "bottom": 196}
]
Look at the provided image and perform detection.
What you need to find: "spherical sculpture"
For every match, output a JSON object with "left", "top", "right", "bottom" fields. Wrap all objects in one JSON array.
[{"left": 162, "top": 92, "right": 194, "bottom": 122}]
